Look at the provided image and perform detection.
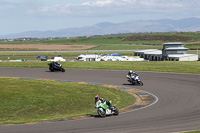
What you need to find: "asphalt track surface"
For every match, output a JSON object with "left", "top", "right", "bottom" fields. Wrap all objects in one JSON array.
[{"left": 0, "top": 67, "right": 200, "bottom": 133}]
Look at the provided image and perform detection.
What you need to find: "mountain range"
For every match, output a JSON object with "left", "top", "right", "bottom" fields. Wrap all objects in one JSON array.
[{"left": 1, "top": 17, "right": 200, "bottom": 39}]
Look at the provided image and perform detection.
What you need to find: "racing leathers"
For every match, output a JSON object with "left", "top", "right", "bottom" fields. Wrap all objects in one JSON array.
[
  {"left": 127, "top": 71, "right": 138, "bottom": 82},
  {"left": 95, "top": 97, "right": 112, "bottom": 110}
]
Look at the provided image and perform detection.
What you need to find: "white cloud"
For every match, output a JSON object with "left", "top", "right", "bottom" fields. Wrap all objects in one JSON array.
[
  {"left": 82, "top": 0, "right": 113, "bottom": 7},
  {"left": 122, "top": 0, "right": 136, "bottom": 2},
  {"left": 38, "top": 4, "right": 72, "bottom": 16},
  {"left": 8, "top": 0, "right": 197, "bottom": 18}
]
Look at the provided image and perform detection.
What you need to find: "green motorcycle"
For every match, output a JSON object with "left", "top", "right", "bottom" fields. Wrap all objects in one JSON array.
[{"left": 95, "top": 100, "right": 119, "bottom": 117}]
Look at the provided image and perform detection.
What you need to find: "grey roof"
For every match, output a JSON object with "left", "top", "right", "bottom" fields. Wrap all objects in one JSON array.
[
  {"left": 144, "top": 51, "right": 162, "bottom": 55},
  {"left": 162, "top": 42, "right": 185, "bottom": 45},
  {"left": 134, "top": 49, "right": 160, "bottom": 53},
  {"left": 164, "top": 47, "right": 188, "bottom": 50},
  {"left": 168, "top": 54, "right": 197, "bottom": 58}
]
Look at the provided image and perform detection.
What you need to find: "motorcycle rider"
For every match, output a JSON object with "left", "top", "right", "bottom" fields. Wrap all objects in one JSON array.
[
  {"left": 52, "top": 61, "right": 60, "bottom": 68},
  {"left": 95, "top": 95, "right": 113, "bottom": 110},
  {"left": 127, "top": 70, "right": 138, "bottom": 82}
]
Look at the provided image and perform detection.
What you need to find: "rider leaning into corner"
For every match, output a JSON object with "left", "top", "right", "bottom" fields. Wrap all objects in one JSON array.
[
  {"left": 52, "top": 61, "right": 59, "bottom": 68},
  {"left": 95, "top": 95, "right": 113, "bottom": 110},
  {"left": 127, "top": 70, "right": 138, "bottom": 81}
]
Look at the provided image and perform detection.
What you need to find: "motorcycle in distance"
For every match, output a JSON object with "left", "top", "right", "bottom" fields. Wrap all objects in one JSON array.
[
  {"left": 95, "top": 100, "right": 119, "bottom": 117},
  {"left": 127, "top": 74, "right": 143, "bottom": 86},
  {"left": 48, "top": 62, "right": 65, "bottom": 72}
]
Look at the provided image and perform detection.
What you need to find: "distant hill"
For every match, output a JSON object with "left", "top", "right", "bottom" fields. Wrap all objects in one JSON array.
[{"left": 1, "top": 17, "right": 200, "bottom": 39}]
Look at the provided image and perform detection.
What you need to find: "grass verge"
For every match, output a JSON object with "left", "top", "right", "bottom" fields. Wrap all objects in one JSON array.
[
  {"left": 0, "top": 51, "right": 136, "bottom": 60},
  {"left": 0, "top": 61, "right": 199, "bottom": 74},
  {"left": 182, "top": 131, "right": 200, "bottom": 133},
  {"left": 0, "top": 50, "right": 199, "bottom": 61},
  {"left": 1, "top": 32, "right": 200, "bottom": 48},
  {"left": 0, "top": 78, "right": 134, "bottom": 124}
]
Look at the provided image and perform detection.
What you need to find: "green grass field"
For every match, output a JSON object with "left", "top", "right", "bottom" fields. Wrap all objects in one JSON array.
[
  {"left": 89, "top": 44, "right": 162, "bottom": 50},
  {"left": 0, "top": 50, "right": 199, "bottom": 61},
  {"left": 0, "top": 61, "right": 199, "bottom": 74},
  {"left": 0, "top": 32, "right": 200, "bottom": 50},
  {"left": 0, "top": 78, "right": 134, "bottom": 124},
  {"left": 182, "top": 131, "right": 200, "bottom": 133}
]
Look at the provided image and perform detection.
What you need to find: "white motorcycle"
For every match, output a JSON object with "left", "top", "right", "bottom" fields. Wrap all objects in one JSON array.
[
  {"left": 127, "top": 75, "right": 143, "bottom": 86},
  {"left": 95, "top": 100, "right": 119, "bottom": 117}
]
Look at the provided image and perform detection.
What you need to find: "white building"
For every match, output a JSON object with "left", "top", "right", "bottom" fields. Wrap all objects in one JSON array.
[
  {"left": 168, "top": 54, "right": 198, "bottom": 61},
  {"left": 76, "top": 54, "right": 101, "bottom": 61},
  {"left": 76, "top": 54, "right": 144, "bottom": 61},
  {"left": 134, "top": 49, "right": 162, "bottom": 61},
  {"left": 47, "top": 57, "right": 66, "bottom": 61},
  {"left": 134, "top": 42, "right": 198, "bottom": 61}
]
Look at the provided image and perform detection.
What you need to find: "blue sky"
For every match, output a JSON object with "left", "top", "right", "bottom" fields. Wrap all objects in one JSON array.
[{"left": 0, "top": 0, "right": 200, "bottom": 35}]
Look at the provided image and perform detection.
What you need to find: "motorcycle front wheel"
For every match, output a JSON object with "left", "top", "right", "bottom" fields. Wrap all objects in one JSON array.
[
  {"left": 97, "top": 108, "right": 106, "bottom": 117},
  {"left": 112, "top": 106, "right": 119, "bottom": 115},
  {"left": 138, "top": 81, "right": 143, "bottom": 86},
  {"left": 61, "top": 68, "right": 65, "bottom": 72}
]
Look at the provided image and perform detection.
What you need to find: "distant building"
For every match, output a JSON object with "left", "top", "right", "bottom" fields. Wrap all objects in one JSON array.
[
  {"left": 76, "top": 54, "right": 144, "bottom": 61},
  {"left": 134, "top": 49, "right": 162, "bottom": 61},
  {"left": 134, "top": 42, "right": 198, "bottom": 61}
]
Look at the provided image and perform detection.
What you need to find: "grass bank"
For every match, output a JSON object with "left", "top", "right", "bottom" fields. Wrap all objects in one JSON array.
[
  {"left": 0, "top": 61, "right": 199, "bottom": 74},
  {"left": 182, "top": 131, "right": 200, "bottom": 133},
  {"left": 0, "top": 32, "right": 200, "bottom": 50},
  {"left": 0, "top": 78, "right": 134, "bottom": 124}
]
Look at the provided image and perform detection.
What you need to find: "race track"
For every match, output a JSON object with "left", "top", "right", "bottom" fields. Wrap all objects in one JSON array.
[{"left": 0, "top": 67, "right": 200, "bottom": 133}]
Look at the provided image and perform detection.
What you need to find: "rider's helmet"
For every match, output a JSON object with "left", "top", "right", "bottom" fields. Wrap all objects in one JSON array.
[
  {"left": 128, "top": 70, "right": 133, "bottom": 75},
  {"left": 95, "top": 95, "right": 100, "bottom": 101}
]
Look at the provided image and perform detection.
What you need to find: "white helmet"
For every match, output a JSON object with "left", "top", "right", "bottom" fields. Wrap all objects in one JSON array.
[{"left": 129, "top": 70, "right": 133, "bottom": 73}]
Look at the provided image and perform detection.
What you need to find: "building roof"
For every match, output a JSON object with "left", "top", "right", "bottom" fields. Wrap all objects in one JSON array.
[
  {"left": 144, "top": 50, "right": 162, "bottom": 55},
  {"left": 134, "top": 49, "right": 159, "bottom": 53},
  {"left": 135, "top": 49, "right": 162, "bottom": 55},
  {"left": 168, "top": 54, "right": 198, "bottom": 58},
  {"left": 164, "top": 47, "right": 188, "bottom": 50},
  {"left": 162, "top": 42, "right": 185, "bottom": 45}
]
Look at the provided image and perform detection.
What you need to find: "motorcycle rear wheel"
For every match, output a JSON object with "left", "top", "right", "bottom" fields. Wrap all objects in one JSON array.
[{"left": 49, "top": 67, "right": 54, "bottom": 72}]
